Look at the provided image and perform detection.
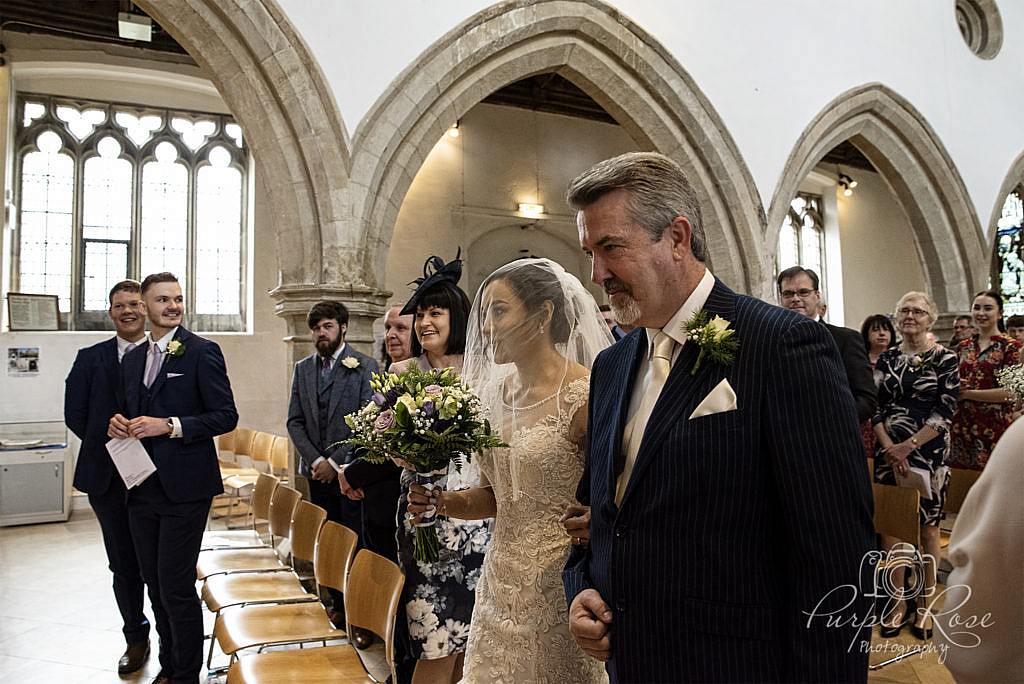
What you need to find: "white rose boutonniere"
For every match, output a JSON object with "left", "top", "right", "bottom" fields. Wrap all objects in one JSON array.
[
  {"left": 166, "top": 340, "right": 185, "bottom": 357},
  {"left": 683, "top": 310, "right": 739, "bottom": 376},
  {"left": 342, "top": 356, "right": 360, "bottom": 369}
]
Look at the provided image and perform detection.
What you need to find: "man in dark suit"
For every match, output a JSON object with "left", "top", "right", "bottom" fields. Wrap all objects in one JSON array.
[
  {"left": 65, "top": 279, "right": 151, "bottom": 675},
  {"left": 777, "top": 266, "right": 877, "bottom": 422},
  {"left": 108, "top": 272, "right": 238, "bottom": 684},
  {"left": 563, "top": 153, "right": 875, "bottom": 683},
  {"left": 286, "top": 300, "right": 377, "bottom": 642}
]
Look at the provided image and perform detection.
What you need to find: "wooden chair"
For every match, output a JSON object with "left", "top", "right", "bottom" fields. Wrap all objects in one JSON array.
[
  {"left": 203, "top": 501, "right": 329, "bottom": 668},
  {"left": 941, "top": 467, "right": 982, "bottom": 546},
  {"left": 218, "top": 430, "right": 238, "bottom": 464},
  {"left": 225, "top": 547, "right": 402, "bottom": 684},
  {"left": 214, "top": 522, "right": 360, "bottom": 668},
  {"left": 250, "top": 431, "right": 275, "bottom": 475},
  {"left": 872, "top": 482, "right": 920, "bottom": 546},
  {"left": 203, "top": 473, "right": 279, "bottom": 551},
  {"left": 270, "top": 435, "right": 291, "bottom": 484},
  {"left": 202, "top": 500, "right": 327, "bottom": 613},
  {"left": 197, "top": 485, "right": 301, "bottom": 581}
]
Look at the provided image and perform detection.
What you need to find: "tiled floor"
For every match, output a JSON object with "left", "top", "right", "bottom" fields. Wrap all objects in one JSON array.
[{"left": 0, "top": 504, "right": 953, "bottom": 683}]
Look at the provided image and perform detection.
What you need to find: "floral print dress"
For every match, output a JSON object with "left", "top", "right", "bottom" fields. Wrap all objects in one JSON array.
[
  {"left": 948, "top": 335, "right": 1022, "bottom": 471},
  {"left": 872, "top": 346, "right": 960, "bottom": 526}
]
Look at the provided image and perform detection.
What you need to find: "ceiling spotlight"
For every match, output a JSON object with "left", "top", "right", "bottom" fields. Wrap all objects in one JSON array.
[
  {"left": 447, "top": 122, "right": 460, "bottom": 138},
  {"left": 118, "top": 12, "right": 153, "bottom": 41},
  {"left": 518, "top": 203, "right": 545, "bottom": 218},
  {"left": 837, "top": 171, "right": 857, "bottom": 197}
]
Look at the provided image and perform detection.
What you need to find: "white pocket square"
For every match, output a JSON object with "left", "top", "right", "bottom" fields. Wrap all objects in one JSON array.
[
  {"left": 689, "top": 378, "right": 737, "bottom": 419},
  {"left": 167, "top": 372, "right": 184, "bottom": 379}
]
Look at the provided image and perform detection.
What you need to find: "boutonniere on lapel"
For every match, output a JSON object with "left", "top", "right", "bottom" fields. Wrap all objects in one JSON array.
[
  {"left": 682, "top": 310, "right": 739, "bottom": 376},
  {"left": 908, "top": 348, "right": 937, "bottom": 372},
  {"left": 165, "top": 340, "right": 186, "bottom": 357},
  {"left": 341, "top": 357, "right": 360, "bottom": 370}
]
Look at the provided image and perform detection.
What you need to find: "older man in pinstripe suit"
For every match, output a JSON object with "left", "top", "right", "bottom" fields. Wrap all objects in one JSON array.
[{"left": 563, "top": 153, "right": 875, "bottom": 683}]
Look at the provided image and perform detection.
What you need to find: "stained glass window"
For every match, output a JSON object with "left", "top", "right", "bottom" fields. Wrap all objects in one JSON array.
[
  {"left": 996, "top": 189, "right": 1023, "bottom": 317},
  {"left": 13, "top": 94, "right": 248, "bottom": 331},
  {"left": 776, "top": 193, "right": 825, "bottom": 280}
]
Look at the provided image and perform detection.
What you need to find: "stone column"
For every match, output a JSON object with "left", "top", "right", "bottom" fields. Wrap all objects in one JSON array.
[{"left": 270, "top": 283, "right": 390, "bottom": 485}]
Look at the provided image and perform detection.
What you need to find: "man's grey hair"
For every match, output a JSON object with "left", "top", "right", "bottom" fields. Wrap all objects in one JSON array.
[{"left": 566, "top": 152, "right": 707, "bottom": 262}]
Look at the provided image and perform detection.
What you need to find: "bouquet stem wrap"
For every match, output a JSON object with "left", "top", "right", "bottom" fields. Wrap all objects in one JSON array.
[{"left": 412, "top": 465, "right": 448, "bottom": 563}]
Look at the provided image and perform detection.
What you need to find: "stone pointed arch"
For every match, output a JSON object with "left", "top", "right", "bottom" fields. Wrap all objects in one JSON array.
[
  {"left": 768, "top": 83, "right": 986, "bottom": 312},
  {"left": 347, "top": 0, "right": 766, "bottom": 294},
  {"left": 135, "top": 0, "right": 352, "bottom": 296}
]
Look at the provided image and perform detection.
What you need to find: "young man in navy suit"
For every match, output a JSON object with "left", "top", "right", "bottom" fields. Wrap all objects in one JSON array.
[
  {"left": 65, "top": 279, "right": 151, "bottom": 675},
  {"left": 564, "top": 153, "right": 875, "bottom": 683},
  {"left": 109, "top": 272, "right": 238, "bottom": 684}
]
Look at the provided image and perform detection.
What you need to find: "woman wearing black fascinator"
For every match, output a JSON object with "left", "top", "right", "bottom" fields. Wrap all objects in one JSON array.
[{"left": 388, "top": 250, "right": 490, "bottom": 683}]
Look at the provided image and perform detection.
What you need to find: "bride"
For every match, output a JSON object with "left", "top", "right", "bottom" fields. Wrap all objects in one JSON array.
[{"left": 409, "top": 258, "right": 612, "bottom": 683}]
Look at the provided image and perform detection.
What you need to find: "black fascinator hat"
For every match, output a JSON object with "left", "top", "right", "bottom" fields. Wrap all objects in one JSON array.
[{"left": 400, "top": 249, "right": 464, "bottom": 316}]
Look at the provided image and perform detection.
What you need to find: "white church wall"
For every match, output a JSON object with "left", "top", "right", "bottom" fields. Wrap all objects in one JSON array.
[
  {"left": 385, "top": 103, "right": 637, "bottom": 304},
  {"left": 0, "top": 40, "right": 289, "bottom": 439},
  {"left": 836, "top": 170, "right": 928, "bottom": 330},
  {"left": 277, "top": 0, "right": 1024, "bottom": 239}
]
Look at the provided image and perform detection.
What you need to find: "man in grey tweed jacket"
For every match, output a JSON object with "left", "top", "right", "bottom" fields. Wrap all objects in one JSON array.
[{"left": 564, "top": 153, "right": 875, "bottom": 683}]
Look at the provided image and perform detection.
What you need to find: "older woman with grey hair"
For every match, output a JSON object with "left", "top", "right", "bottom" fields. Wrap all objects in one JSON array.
[{"left": 872, "top": 291, "right": 960, "bottom": 641}]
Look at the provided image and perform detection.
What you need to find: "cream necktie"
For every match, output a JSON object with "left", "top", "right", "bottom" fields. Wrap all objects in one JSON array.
[{"left": 616, "top": 331, "right": 677, "bottom": 504}]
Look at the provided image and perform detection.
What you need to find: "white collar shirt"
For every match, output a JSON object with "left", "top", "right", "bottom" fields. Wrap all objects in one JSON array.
[
  {"left": 116, "top": 336, "right": 143, "bottom": 363},
  {"left": 616, "top": 268, "right": 715, "bottom": 504}
]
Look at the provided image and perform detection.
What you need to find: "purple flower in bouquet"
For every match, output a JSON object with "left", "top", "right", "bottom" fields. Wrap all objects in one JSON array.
[
  {"left": 372, "top": 392, "right": 387, "bottom": 407},
  {"left": 385, "top": 389, "right": 399, "bottom": 405},
  {"left": 424, "top": 384, "right": 443, "bottom": 396},
  {"left": 422, "top": 400, "right": 435, "bottom": 417},
  {"left": 374, "top": 410, "right": 395, "bottom": 433}
]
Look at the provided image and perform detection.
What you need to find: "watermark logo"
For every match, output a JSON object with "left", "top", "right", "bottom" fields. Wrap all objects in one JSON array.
[{"left": 801, "top": 545, "right": 994, "bottom": 657}]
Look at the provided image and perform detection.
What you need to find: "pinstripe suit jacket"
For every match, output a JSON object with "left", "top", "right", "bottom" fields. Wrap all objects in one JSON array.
[{"left": 564, "top": 279, "right": 875, "bottom": 683}]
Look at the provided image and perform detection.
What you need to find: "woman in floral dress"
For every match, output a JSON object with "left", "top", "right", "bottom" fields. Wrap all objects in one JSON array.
[
  {"left": 872, "top": 291, "right": 960, "bottom": 641},
  {"left": 948, "top": 290, "right": 1022, "bottom": 471}
]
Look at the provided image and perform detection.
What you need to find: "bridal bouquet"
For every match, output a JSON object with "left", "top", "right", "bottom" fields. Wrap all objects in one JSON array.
[
  {"left": 344, "top": 366, "right": 506, "bottom": 561},
  {"left": 996, "top": 363, "right": 1024, "bottom": 406}
]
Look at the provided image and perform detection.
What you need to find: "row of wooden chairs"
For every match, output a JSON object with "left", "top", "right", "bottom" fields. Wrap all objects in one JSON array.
[
  {"left": 196, "top": 474, "right": 404, "bottom": 682},
  {"left": 214, "top": 428, "right": 290, "bottom": 525}
]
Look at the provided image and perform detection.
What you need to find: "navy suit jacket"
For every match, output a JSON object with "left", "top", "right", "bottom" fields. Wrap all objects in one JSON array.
[
  {"left": 122, "top": 327, "right": 238, "bottom": 503},
  {"left": 286, "top": 345, "right": 378, "bottom": 477},
  {"left": 564, "top": 279, "right": 875, "bottom": 683},
  {"left": 824, "top": 322, "right": 878, "bottom": 423},
  {"left": 65, "top": 337, "right": 125, "bottom": 496}
]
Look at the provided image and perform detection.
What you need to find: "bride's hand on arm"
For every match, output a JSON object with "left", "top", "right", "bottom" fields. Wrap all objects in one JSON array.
[{"left": 560, "top": 504, "right": 590, "bottom": 544}]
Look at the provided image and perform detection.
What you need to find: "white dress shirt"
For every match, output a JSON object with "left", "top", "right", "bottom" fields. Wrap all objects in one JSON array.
[
  {"left": 616, "top": 268, "right": 715, "bottom": 504},
  {"left": 312, "top": 343, "right": 346, "bottom": 472},
  {"left": 116, "top": 336, "right": 143, "bottom": 362},
  {"left": 145, "top": 327, "right": 183, "bottom": 439}
]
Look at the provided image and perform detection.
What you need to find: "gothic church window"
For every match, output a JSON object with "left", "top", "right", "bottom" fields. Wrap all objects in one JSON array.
[
  {"left": 776, "top": 192, "right": 825, "bottom": 281},
  {"left": 12, "top": 94, "right": 248, "bottom": 332},
  {"left": 996, "top": 188, "right": 1023, "bottom": 317}
]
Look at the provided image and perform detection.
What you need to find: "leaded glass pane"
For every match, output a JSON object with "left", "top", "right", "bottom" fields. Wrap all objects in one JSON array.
[
  {"left": 115, "top": 111, "right": 163, "bottom": 148},
  {"left": 997, "top": 191, "right": 1024, "bottom": 317},
  {"left": 195, "top": 151, "right": 242, "bottom": 315},
  {"left": 171, "top": 117, "right": 216, "bottom": 151},
  {"left": 23, "top": 102, "right": 46, "bottom": 127},
  {"left": 141, "top": 159, "right": 188, "bottom": 290},
  {"left": 777, "top": 215, "right": 799, "bottom": 271},
  {"left": 55, "top": 105, "right": 105, "bottom": 141},
  {"left": 83, "top": 242, "right": 129, "bottom": 311},
  {"left": 83, "top": 139, "right": 132, "bottom": 241},
  {"left": 776, "top": 192, "right": 825, "bottom": 281},
  {"left": 224, "top": 123, "right": 243, "bottom": 148},
  {"left": 20, "top": 143, "right": 75, "bottom": 311}
]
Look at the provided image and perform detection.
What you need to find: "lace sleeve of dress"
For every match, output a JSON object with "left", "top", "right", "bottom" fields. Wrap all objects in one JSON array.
[{"left": 561, "top": 376, "right": 590, "bottom": 420}]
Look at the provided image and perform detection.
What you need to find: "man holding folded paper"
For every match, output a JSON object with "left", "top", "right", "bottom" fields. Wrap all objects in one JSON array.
[{"left": 108, "top": 271, "right": 238, "bottom": 684}]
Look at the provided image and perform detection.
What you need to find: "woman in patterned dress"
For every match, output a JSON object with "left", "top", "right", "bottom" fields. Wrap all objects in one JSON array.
[
  {"left": 408, "top": 259, "right": 612, "bottom": 683},
  {"left": 948, "top": 290, "right": 1023, "bottom": 471},
  {"left": 390, "top": 253, "right": 491, "bottom": 684},
  {"left": 872, "top": 291, "right": 960, "bottom": 640},
  {"left": 859, "top": 314, "right": 898, "bottom": 456}
]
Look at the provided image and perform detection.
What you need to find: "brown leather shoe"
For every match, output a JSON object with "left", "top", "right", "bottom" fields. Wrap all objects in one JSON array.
[
  {"left": 350, "top": 626, "right": 375, "bottom": 650},
  {"left": 117, "top": 641, "right": 150, "bottom": 674}
]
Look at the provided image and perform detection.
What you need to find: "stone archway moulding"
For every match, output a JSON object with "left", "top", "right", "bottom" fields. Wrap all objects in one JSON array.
[
  {"left": 347, "top": 0, "right": 767, "bottom": 295},
  {"left": 767, "top": 83, "right": 986, "bottom": 313},
  {"left": 134, "top": 0, "right": 388, "bottom": 350}
]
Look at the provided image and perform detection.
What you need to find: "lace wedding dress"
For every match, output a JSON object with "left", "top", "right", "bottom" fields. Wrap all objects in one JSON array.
[{"left": 461, "top": 376, "right": 607, "bottom": 683}]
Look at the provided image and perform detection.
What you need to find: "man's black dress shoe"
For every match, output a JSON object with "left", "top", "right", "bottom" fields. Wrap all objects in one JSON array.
[
  {"left": 350, "top": 626, "right": 375, "bottom": 650},
  {"left": 149, "top": 673, "right": 171, "bottom": 684},
  {"left": 118, "top": 641, "right": 150, "bottom": 674}
]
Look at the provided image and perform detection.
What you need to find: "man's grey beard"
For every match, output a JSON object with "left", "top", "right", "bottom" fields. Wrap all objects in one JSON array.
[{"left": 609, "top": 295, "right": 642, "bottom": 326}]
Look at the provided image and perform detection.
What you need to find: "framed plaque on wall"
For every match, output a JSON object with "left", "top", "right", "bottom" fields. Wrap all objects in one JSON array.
[{"left": 6, "top": 293, "right": 60, "bottom": 331}]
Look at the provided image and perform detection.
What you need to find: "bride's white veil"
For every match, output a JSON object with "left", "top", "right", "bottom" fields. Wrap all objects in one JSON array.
[{"left": 463, "top": 258, "right": 613, "bottom": 500}]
